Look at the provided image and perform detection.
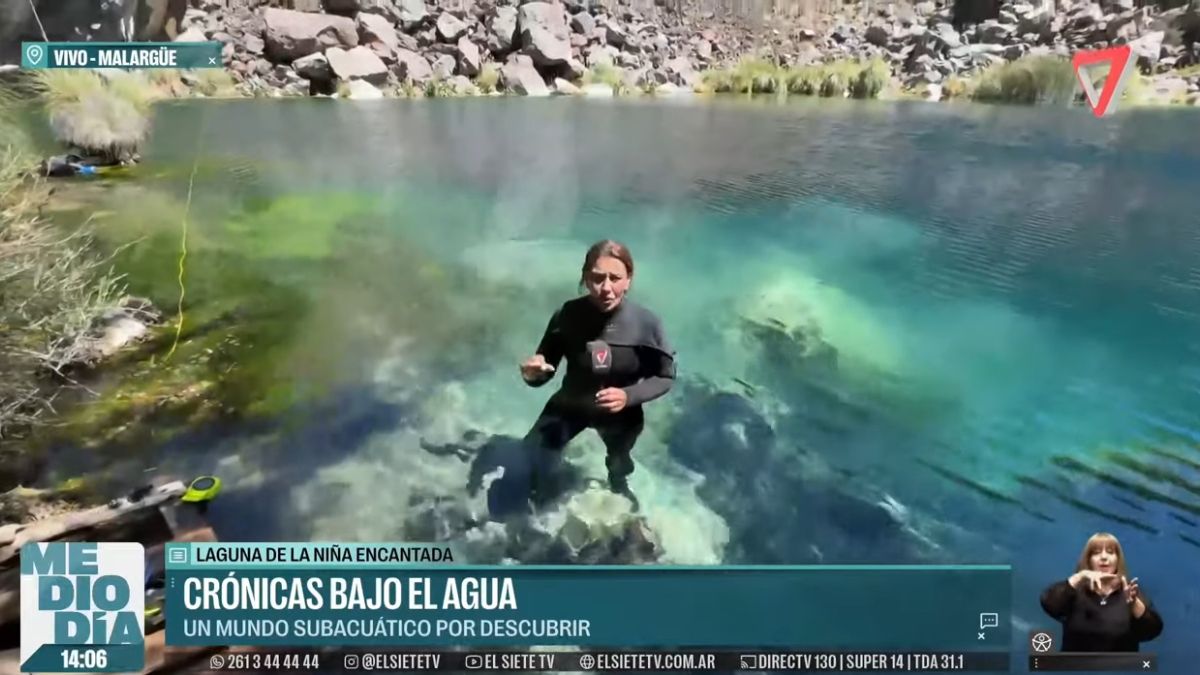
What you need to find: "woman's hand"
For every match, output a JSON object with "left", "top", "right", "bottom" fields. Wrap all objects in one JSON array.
[
  {"left": 1070, "top": 570, "right": 1120, "bottom": 594},
  {"left": 520, "top": 355, "right": 555, "bottom": 382},
  {"left": 1124, "top": 577, "right": 1147, "bottom": 617},
  {"left": 595, "top": 387, "right": 628, "bottom": 413}
]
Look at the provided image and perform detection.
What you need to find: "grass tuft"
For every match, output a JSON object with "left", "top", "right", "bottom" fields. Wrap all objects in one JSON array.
[
  {"left": 32, "top": 70, "right": 156, "bottom": 162},
  {"left": 971, "top": 55, "right": 1076, "bottom": 105}
]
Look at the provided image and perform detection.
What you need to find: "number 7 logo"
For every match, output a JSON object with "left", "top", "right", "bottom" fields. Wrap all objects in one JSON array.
[{"left": 1073, "top": 45, "right": 1136, "bottom": 118}]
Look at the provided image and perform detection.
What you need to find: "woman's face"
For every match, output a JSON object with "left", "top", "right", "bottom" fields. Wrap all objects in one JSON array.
[
  {"left": 1090, "top": 544, "right": 1119, "bottom": 575},
  {"left": 585, "top": 256, "right": 630, "bottom": 312}
]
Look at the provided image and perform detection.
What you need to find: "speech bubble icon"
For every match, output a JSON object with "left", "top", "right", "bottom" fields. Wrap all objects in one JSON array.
[
  {"left": 25, "top": 44, "right": 44, "bottom": 66},
  {"left": 979, "top": 612, "right": 1000, "bottom": 630}
]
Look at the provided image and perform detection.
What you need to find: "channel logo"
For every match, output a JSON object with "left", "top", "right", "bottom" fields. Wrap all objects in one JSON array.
[{"left": 20, "top": 542, "right": 145, "bottom": 673}]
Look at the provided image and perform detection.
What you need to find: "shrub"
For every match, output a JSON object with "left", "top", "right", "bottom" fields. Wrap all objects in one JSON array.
[
  {"left": 971, "top": 55, "right": 1076, "bottom": 105},
  {"left": 0, "top": 95, "right": 127, "bottom": 443},
  {"left": 582, "top": 63, "right": 624, "bottom": 92},
  {"left": 850, "top": 58, "right": 890, "bottom": 99},
  {"left": 33, "top": 70, "right": 155, "bottom": 162},
  {"left": 476, "top": 64, "right": 501, "bottom": 94}
]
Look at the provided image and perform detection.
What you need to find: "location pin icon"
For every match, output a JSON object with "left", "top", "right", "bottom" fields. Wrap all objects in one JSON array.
[{"left": 25, "top": 44, "right": 44, "bottom": 67}]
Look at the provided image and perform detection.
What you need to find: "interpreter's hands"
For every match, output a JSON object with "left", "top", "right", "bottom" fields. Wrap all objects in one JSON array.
[
  {"left": 1071, "top": 570, "right": 1120, "bottom": 594},
  {"left": 520, "top": 354, "right": 555, "bottom": 382},
  {"left": 595, "top": 387, "right": 628, "bottom": 413},
  {"left": 1124, "top": 577, "right": 1140, "bottom": 604}
]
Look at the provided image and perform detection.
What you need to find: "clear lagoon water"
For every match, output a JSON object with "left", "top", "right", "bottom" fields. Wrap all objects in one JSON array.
[{"left": 37, "top": 96, "right": 1200, "bottom": 669}]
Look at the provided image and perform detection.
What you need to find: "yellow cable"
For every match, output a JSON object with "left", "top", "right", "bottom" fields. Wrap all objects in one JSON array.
[{"left": 164, "top": 111, "right": 206, "bottom": 362}]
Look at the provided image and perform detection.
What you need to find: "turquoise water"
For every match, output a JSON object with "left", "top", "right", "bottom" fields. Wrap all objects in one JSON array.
[{"left": 43, "top": 97, "right": 1200, "bottom": 668}]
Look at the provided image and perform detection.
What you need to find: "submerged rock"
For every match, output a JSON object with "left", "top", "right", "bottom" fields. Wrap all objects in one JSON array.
[{"left": 666, "top": 384, "right": 942, "bottom": 564}]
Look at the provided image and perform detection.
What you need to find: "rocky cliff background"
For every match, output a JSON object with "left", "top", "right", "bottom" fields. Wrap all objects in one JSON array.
[{"left": 3, "top": 0, "right": 1200, "bottom": 99}]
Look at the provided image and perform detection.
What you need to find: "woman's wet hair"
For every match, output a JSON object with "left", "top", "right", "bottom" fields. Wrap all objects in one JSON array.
[
  {"left": 581, "top": 239, "right": 634, "bottom": 286},
  {"left": 1075, "top": 532, "right": 1128, "bottom": 576}
]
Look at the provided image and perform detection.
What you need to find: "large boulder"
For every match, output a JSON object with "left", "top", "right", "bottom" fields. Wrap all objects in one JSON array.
[
  {"left": 263, "top": 8, "right": 358, "bottom": 62},
  {"left": 488, "top": 6, "right": 519, "bottom": 54},
  {"left": 457, "top": 36, "right": 481, "bottom": 77},
  {"left": 357, "top": 12, "right": 401, "bottom": 57},
  {"left": 436, "top": 12, "right": 468, "bottom": 42},
  {"left": 345, "top": 79, "right": 384, "bottom": 99},
  {"left": 326, "top": 45, "right": 389, "bottom": 84},
  {"left": 293, "top": 52, "right": 334, "bottom": 81},
  {"left": 518, "top": 2, "right": 571, "bottom": 67},
  {"left": 1129, "top": 30, "right": 1165, "bottom": 71},
  {"left": 395, "top": 0, "right": 429, "bottom": 29},
  {"left": 394, "top": 48, "right": 434, "bottom": 83},
  {"left": 501, "top": 56, "right": 550, "bottom": 95}
]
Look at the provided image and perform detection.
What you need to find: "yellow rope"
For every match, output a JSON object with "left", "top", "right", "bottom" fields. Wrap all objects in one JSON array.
[{"left": 163, "top": 110, "right": 207, "bottom": 362}]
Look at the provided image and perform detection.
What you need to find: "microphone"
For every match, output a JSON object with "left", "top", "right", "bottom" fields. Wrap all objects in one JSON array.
[{"left": 587, "top": 340, "right": 611, "bottom": 374}]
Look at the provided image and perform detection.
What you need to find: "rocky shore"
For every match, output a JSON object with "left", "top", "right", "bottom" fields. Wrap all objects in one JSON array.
[
  {"left": 160, "top": 0, "right": 1200, "bottom": 103},
  {"left": 2, "top": 0, "right": 1198, "bottom": 103}
]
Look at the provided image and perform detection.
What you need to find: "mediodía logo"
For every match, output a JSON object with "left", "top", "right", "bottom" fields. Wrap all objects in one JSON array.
[{"left": 21, "top": 542, "right": 145, "bottom": 673}]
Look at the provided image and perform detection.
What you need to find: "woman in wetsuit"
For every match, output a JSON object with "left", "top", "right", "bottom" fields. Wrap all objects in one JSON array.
[
  {"left": 519, "top": 240, "right": 675, "bottom": 509},
  {"left": 1040, "top": 532, "right": 1163, "bottom": 652}
]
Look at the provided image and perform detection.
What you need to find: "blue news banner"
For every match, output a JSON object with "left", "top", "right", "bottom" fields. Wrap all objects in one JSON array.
[
  {"left": 21, "top": 42, "right": 222, "bottom": 70},
  {"left": 154, "top": 543, "right": 1012, "bottom": 671}
]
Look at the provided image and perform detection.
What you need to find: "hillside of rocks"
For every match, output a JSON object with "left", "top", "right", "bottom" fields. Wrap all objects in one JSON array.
[{"left": 3, "top": 0, "right": 1199, "bottom": 101}]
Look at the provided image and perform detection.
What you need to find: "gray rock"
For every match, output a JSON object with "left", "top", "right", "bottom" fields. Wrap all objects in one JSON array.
[
  {"left": 664, "top": 55, "right": 698, "bottom": 88},
  {"left": 586, "top": 44, "right": 617, "bottom": 68},
  {"left": 695, "top": 39, "right": 712, "bottom": 61},
  {"left": 326, "top": 45, "right": 389, "bottom": 84},
  {"left": 263, "top": 8, "right": 358, "bottom": 62},
  {"left": 523, "top": 26, "right": 572, "bottom": 66},
  {"left": 436, "top": 13, "right": 469, "bottom": 42},
  {"left": 1003, "top": 43, "right": 1026, "bottom": 60},
  {"left": 244, "top": 33, "right": 265, "bottom": 55},
  {"left": 519, "top": 2, "right": 570, "bottom": 41},
  {"left": 394, "top": 48, "right": 434, "bottom": 83},
  {"left": 564, "top": 57, "right": 587, "bottom": 80},
  {"left": 449, "top": 75, "right": 476, "bottom": 94},
  {"left": 500, "top": 58, "right": 550, "bottom": 95},
  {"left": 457, "top": 36, "right": 481, "bottom": 76},
  {"left": 571, "top": 12, "right": 595, "bottom": 36},
  {"left": 976, "top": 20, "right": 1014, "bottom": 43},
  {"left": 345, "top": 79, "right": 384, "bottom": 98},
  {"left": 1017, "top": 8, "right": 1053, "bottom": 37},
  {"left": 397, "top": 32, "right": 419, "bottom": 51},
  {"left": 357, "top": 0, "right": 405, "bottom": 25},
  {"left": 1130, "top": 30, "right": 1165, "bottom": 70},
  {"left": 358, "top": 12, "right": 401, "bottom": 55},
  {"left": 932, "top": 22, "right": 962, "bottom": 49},
  {"left": 553, "top": 77, "right": 580, "bottom": 94},
  {"left": 489, "top": 6, "right": 519, "bottom": 53},
  {"left": 175, "top": 27, "right": 207, "bottom": 43},
  {"left": 518, "top": 2, "right": 571, "bottom": 67},
  {"left": 293, "top": 52, "right": 334, "bottom": 80},
  {"left": 605, "top": 23, "right": 627, "bottom": 48},
  {"left": 324, "top": 0, "right": 361, "bottom": 14},
  {"left": 432, "top": 53, "right": 456, "bottom": 79},
  {"left": 396, "top": 0, "right": 429, "bottom": 29},
  {"left": 864, "top": 24, "right": 891, "bottom": 47}
]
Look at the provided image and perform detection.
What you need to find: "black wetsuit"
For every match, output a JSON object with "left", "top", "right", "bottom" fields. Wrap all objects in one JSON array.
[
  {"left": 1040, "top": 580, "right": 1164, "bottom": 652},
  {"left": 524, "top": 296, "right": 675, "bottom": 494}
]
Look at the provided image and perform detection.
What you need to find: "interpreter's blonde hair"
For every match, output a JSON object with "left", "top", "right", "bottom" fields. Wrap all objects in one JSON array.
[{"left": 1075, "top": 532, "right": 1129, "bottom": 577}]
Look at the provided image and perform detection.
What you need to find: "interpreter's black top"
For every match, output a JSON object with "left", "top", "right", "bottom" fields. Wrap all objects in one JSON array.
[
  {"left": 1040, "top": 580, "right": 1164, "bottom": 652},
  {"left": 525, "top": 297, "right": 675, "bottom": 414}
]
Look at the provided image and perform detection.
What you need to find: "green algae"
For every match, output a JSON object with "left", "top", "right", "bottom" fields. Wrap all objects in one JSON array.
[{"left": 222, "top": 192, "right": 385, "bottom": 261}]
